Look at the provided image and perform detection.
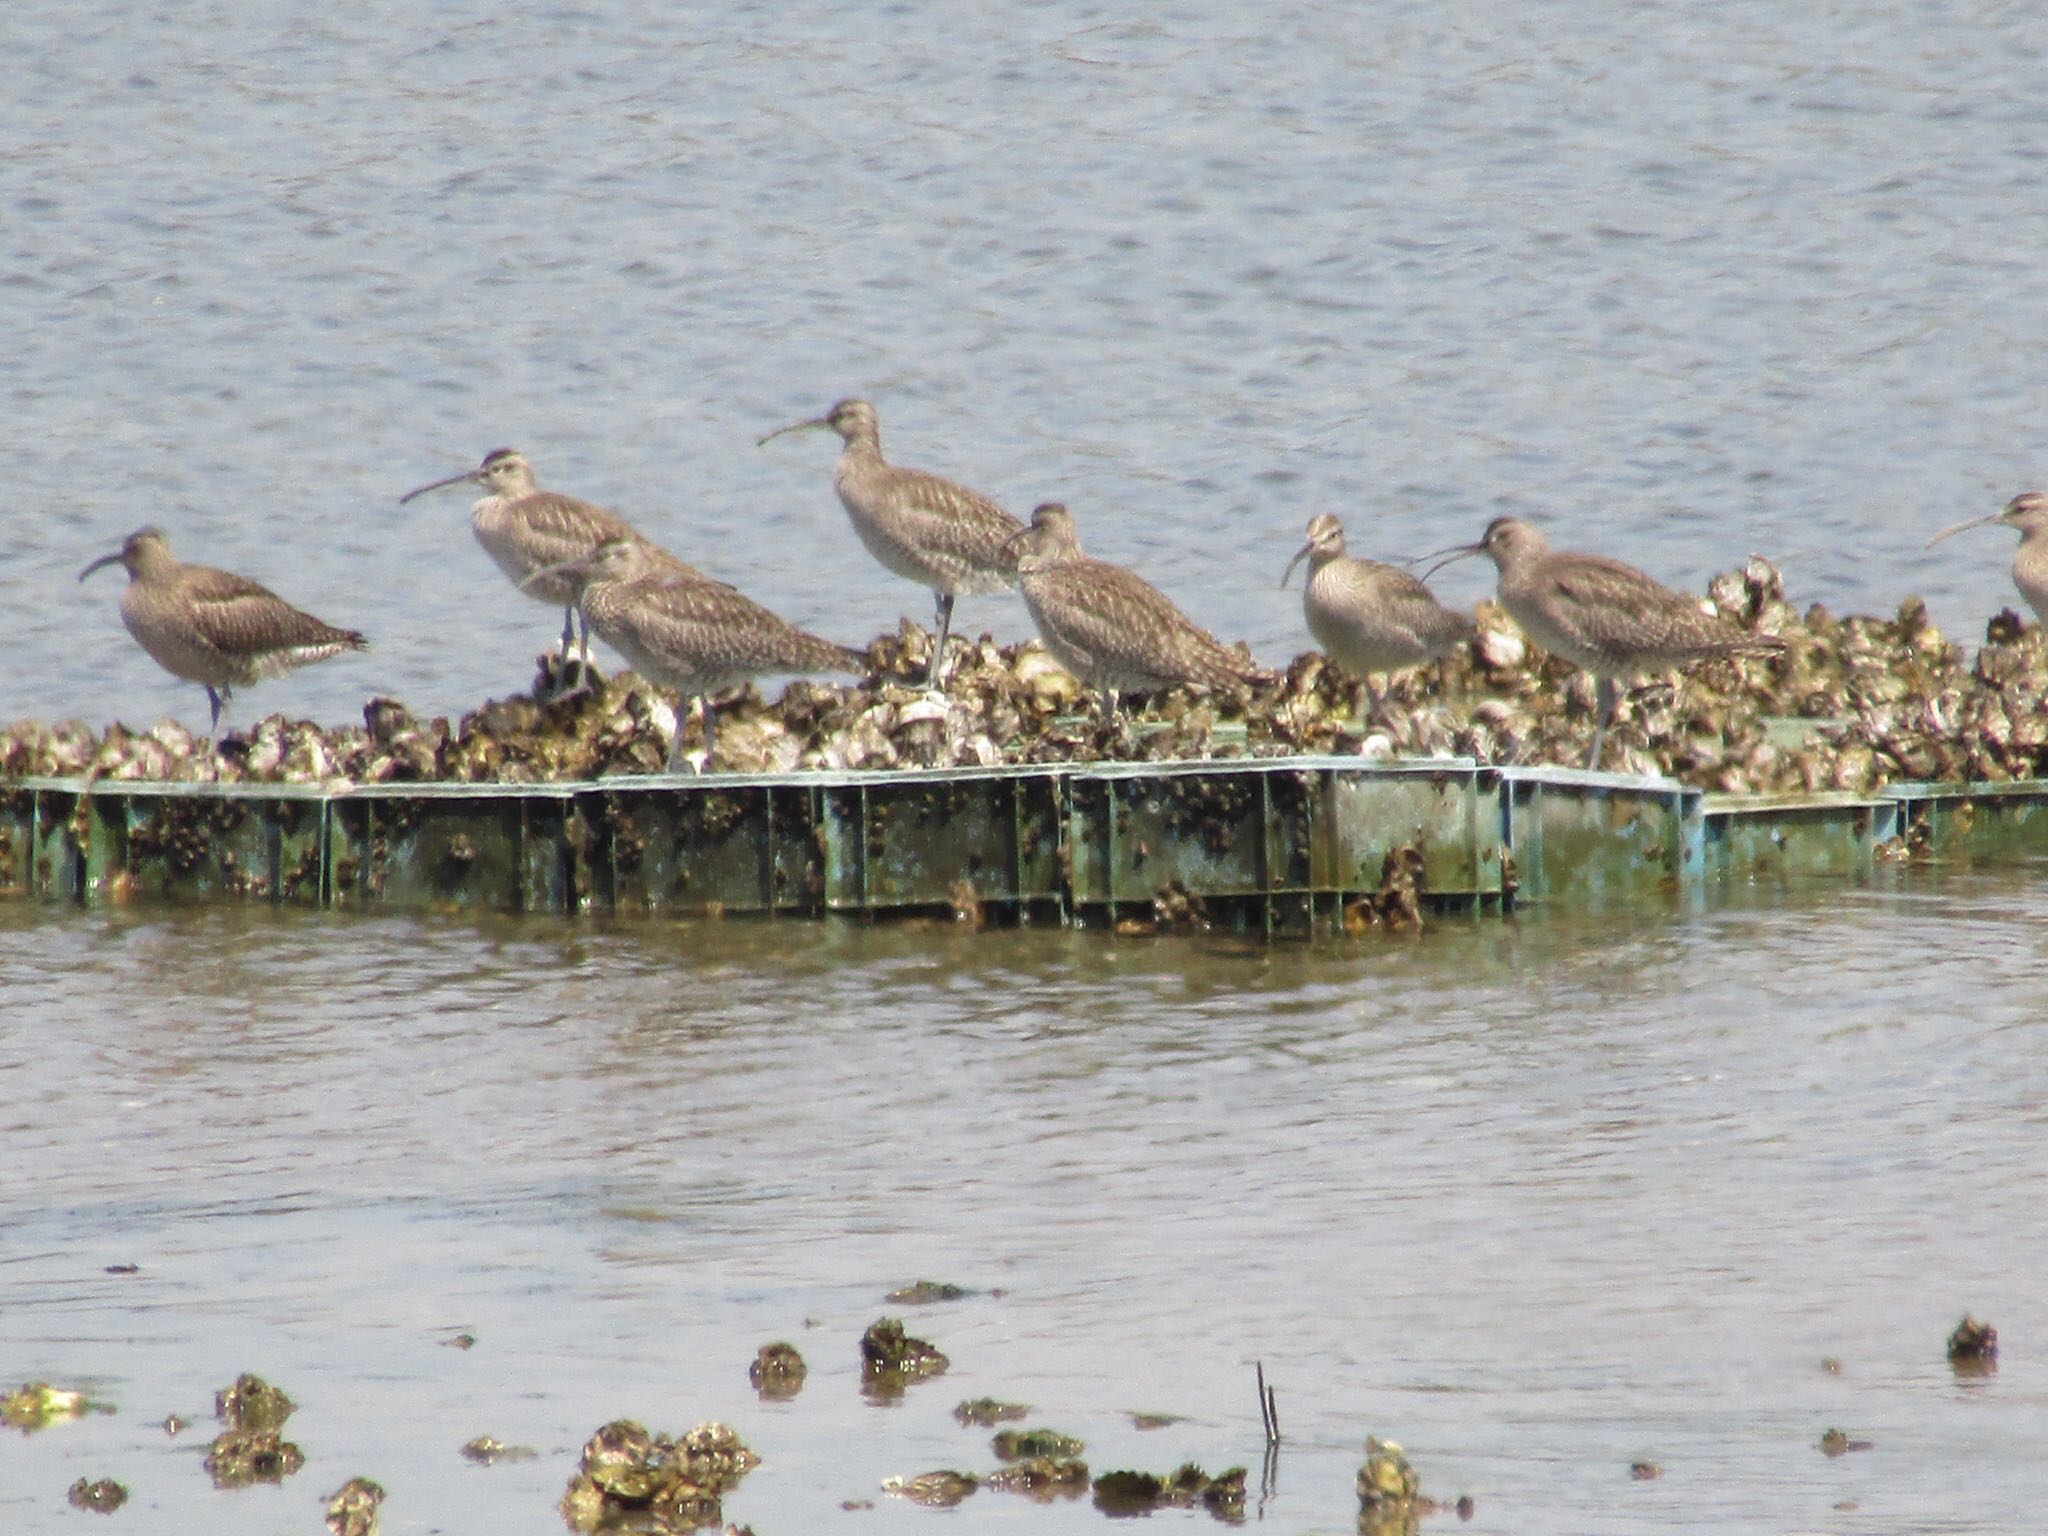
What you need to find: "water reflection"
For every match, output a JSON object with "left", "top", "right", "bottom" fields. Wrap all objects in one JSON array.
[{"left": 1, "top": 872, "right": 2044, "bottom": 1534}]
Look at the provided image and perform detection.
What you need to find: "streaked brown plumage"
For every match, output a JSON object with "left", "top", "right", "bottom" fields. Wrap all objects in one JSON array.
[
  {"left": 1282, "top": 513, "right": 1473, "bottom": 719},
  {"left": 758, "top": 398, "right": 1023, "bottom": 685},
  {"left": 399, "top": 447, "right": 707, "bottom": 695},
  {"left": 524, "top": 537, "right": 864, "bottom": 770},
  {"left": 1004, "top": 502, "right": 1269, "bottom": 718},
  {"left": 1926, "top": 491, "right": 2048, "bottom": 625},
  {"left": 78, "top": 526, "right": 366, "bottom": 733},
  {"left": 1430, "top": 516, "right": 1785, "bottom": 769}
]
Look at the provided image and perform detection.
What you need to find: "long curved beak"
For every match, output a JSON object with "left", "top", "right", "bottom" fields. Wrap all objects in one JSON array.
[
  {"left": 1417, "top": 541, "right": 1483, "bottom": 583},
  {"left": 398, "top": 468, "right": 480, "bottom": 504},
  {"left": 1925, "top": 513, "right": 2002, "bottom": 549},
  {"left": 78, "top": 552, "right": 123, "bottom": 583},
  {"left": 1280, "top": 543, "right": 1312, "bottom": 590},
  {"left": 756, "top": 416, "right": 831, "bottom": 449},
  {"left": 999, "top": 526, "right": 1032, "bottom": 560}
]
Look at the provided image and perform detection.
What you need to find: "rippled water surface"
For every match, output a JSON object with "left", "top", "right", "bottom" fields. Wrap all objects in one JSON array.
[
  {"left": 8, "top": 6, "right": 2048, "bottom": 1533},
  {"left": 4, "top": 869, "right": 2047, "bottom": 1534},
  {"left": 8, "top": 3, "right": 2048, "bottom": 733}
]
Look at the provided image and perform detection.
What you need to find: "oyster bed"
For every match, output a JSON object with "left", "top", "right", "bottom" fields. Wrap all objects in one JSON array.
[{"left": 8, "top": 561, "right": 2047, "bottom": 794}]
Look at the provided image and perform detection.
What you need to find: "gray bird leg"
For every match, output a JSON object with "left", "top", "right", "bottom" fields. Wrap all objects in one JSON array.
[
  {"left": 1586, "top": 675, "right": 1618, "bottom": 770},
  {"left": 927, "top": 591, "right": 956, "bottom": 687}
]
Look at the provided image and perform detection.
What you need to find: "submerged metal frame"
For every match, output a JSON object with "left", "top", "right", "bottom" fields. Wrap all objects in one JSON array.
[{"left": 3, "top": 761, "right": 2045, "bottom": 935}]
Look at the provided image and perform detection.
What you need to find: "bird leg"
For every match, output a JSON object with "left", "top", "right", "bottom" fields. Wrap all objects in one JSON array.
[
  {"left": 546, "top": 604, "right": 578, "bottom": 699},
  {"left": 206, "top": 685, "right": 227, "bottom": 735},
  {"left": 1358, "top": 676, "right": 1386, "bottom": 729},
  {"left": 927, "top": 591, "right": 956, "bottom": 688},
  {"left": 666, "top": 695, "right": 711, "bottom": 775},
  {"left": 1585, "top": 675, "right": 1619, "bottom": 771},
  {"left": 545, "top": 604, "right": 600, "bottom": 701}
]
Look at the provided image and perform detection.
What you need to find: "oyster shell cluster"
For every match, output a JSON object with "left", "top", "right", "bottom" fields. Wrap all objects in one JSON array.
[
  {"left": 10, "top": 562, "right": 2048, "bottom": 795},
  {"left": 204, "top": 1371, "right": 304, "bottom": 1490},
  {"left": 557, "top": 1418, "right": 759, "bottom": 1533}
]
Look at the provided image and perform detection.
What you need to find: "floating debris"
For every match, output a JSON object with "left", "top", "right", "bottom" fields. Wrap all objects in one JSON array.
[
  {"left": 215, "top": 1372, "right": 295, "bottom": 1433},
  {"left": 1947, "top": 1314, "right": 1998, "bottom": 1373},
  {"left": 205, "top": 1427, "right": 306, "bottom": 1488},
  {"left": 442, "top": 1331, "right": 476, "bottom": 1350},
  {"left": 1819, "top": 1428, "right": 1874, "bottom": 1457},
  {"left": 954, "top": 1397, "right": 1030, "bottom": 1427},
  {"left": 748, "top": 1341, "right": 807, "bottom": 1400},
  {"left": 461, "top": 1435, "right": 537, "bottom": 1465},
  {"left": 66, "top": 1478, "right": 128, "bottom": 1514},
  {"left": 992, "top": 1426, "right": 1084, "bottom": 1461},
  {"left": 859, "top": 1317, "right": 948, "bottom": 1400},
  {"left": 324, "top": 1476, "right": 385, "bottom": 1536},
  {"left": 985, "top": 1455, "right": 1090, "bottom": 1500},
  {"left": 1357, "top": 1437, "right": 1422, "bottom": 1536},
  {"left": 882, "top": 1470, "right": 978, "bottom": 1507},
  {"left": 884, "top": 1279, "right": 975, "bottom": 1305},
  {"left": 1128, "top": 1410, "right": 1184, "bottom": 1430},
  {"left": 1092, "top": 1463, "right": 1246, "bottom": 1520},
  {"left": 558, "top": 1419, "right": 758, "bottom": 1534},
  {"left": 1629, "top": 1460, "right": 1662, "bottom": 1480},
  {"left": 1, "top": 1382, "right": 94, "bottom": 1433}
]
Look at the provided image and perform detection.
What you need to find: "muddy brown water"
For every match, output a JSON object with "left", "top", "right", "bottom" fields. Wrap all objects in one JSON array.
[{"left": 3, "top": 866, "right": 2045, "bottom": 1534}]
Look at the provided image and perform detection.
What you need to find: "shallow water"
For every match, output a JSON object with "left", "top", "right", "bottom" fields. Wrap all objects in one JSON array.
[
  {"left": 4, "top": 867, "right": 2046, "bottom": 1533},
  {"left": 9, "top": 3, "right": 2048, "bottom": 738},
  {"left": 9, "top": 6, "right": 2048, "bottom": 1531}
]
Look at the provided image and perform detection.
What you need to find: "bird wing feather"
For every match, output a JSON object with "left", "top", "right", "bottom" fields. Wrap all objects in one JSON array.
[
  {"left": 844, "top": 463, "right": 1025, "bottom": 576},
  {"left": 1028, "top": 560, "right": 1262, "bottom": 689},
  {"left": 1329, "top": 561, "right": 1474, "bottom": 654},
  {"left": 499, "top": 492, "right": 641, "bottom": 571},
  {"left": 1544, "top": 560, "right": 1767, "bottom": 661},
  {"left": 591, "top": 577, "right": 855, "bottom": 692},
  {"left": 178, "top": 565, "right": 362, "bottom": 657}
]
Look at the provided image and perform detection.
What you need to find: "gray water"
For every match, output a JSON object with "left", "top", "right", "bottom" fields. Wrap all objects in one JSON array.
[
  {"left": 3, "top": 874, "right": 2046, "bottom": 1533},
  {"left": 8, "top": 3, "right": 2048, "bottom": 734},
  {"left": 8, "top": 7, "right": 2048, "bottom": 1534}
]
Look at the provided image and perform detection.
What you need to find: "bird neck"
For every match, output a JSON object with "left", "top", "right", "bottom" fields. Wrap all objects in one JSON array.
[
  {"left": 129, "top": 543, "right": 178, "bottom": 583},
  {"left": 837, "top": 422, "right": 884, "bottom": 462}
]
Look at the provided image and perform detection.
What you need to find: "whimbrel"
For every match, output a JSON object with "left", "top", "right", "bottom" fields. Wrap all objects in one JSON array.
[
  {"left": 1002, "top": 502, "right": 1269, "bottom": 720},
  {"left": 1926, "top": 491, "right": 2048, "bottom": 624},
  {"left": 757, "top": 398, "right": 1023, "bottom": 687},
  {"left": 523, "top": 536, "right": 864, "bottom": 770},
  {"left": 400, "top": 448, "right": 706, "bottom": 697},
  {"left": 1282, "top": 513, "right": 1473, "bottom": 721},
  {"left": 1427, "top": 516, "right": 1785, "bottom": 770},
  {"left": 79, "top": 527, "right": 366, "bottom": 733}
]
